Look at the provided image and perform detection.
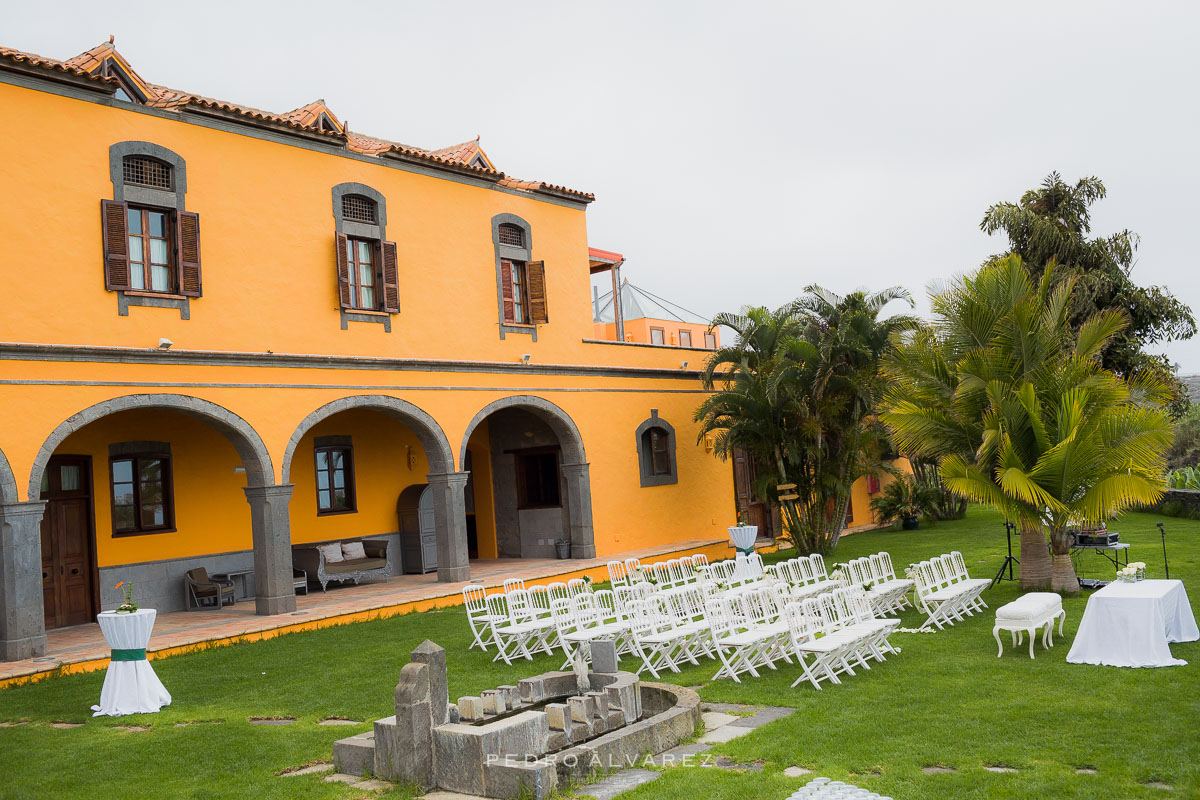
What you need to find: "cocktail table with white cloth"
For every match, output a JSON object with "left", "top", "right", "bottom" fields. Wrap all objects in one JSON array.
[
  {"left": 1066, "top": 579, "right": 1199, "bottom": 668},
  {"left": 91, "top": 609, "right": 172, "bottom": 716}
]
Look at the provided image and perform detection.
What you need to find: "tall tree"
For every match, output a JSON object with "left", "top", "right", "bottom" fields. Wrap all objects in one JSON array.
[
  {"left": 981, "top": 172, "right": 1195, "bottom": 411},
  {"left": 883, "top": 257, "right": 1173, "bottom": 592},
  {"left": 697, "top": 287, "right": 917, "bottom": 554}
]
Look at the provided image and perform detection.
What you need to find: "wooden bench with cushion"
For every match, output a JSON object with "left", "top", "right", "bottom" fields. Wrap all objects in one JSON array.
[{"left": 293, "top": 538, "right": 391, "bottom": 591}]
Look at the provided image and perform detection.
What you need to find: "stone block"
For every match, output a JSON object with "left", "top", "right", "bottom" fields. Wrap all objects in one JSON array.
[
  {"left": 604, "top": 677, "right": 640, "bottom": 725},
  {"left": 591, "top": 640, "right": 619, "bottom": 674},
  {"left": 481, "top": 689, "right": 507, "bottom": 715},
  {"left": 545, "top": 703, "right": 572, "bottom": 732},
  {"left": 395, "top": 661, "right": 430, "bottom": 709},
  {"left": 458, "top": 696, "right": 485, "bottom": 722},
  {"left": 606, "top": 709, "right": 625, "bottom": 730},
  {"left": 375, "top": 701, "right": 434, "bottom": 788},
  {"left": 332, "top": 731, "right": 375, "bottom": 776},
  {"left": 498, "top": 684, "right": 519, "bottom": 709},
  {"left": 483, "top": 758, "right": 557, "bottom": 800},
  {"left": 547, "top": 730, "right": 568, "bottom": 751},
  {"left": 586, "top": 691, "right": 609, "bottom": 717},
  {"left": 433, "top": 724, "right": 488, "bottom": 796},
  {"left": 411, "top": 640, "right": 450, "bottom": 725},
  {"left": 518, "top": 676, "right": 546, "bottom": 704},
  {"left": 536, "top": 671, "right": 580, "bottom": 698},
  {"left": 568, "top": 695, "right": 595, "bottom": 724}
]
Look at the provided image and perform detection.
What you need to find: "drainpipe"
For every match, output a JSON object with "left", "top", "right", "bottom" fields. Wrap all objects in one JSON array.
[{"left": 612, "top": 260, "right": 625, "bottom": 342}]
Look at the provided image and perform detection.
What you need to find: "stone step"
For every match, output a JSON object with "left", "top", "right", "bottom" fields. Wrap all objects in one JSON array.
[{"left": 332, "top": 730, "right": 375, "bottom": 776}]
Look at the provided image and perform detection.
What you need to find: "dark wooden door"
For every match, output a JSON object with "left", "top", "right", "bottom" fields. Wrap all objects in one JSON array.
[
  {"left": 40, "top": 455, "right": 96, "bottom": 629},
  {"left": 731, "top": 448, "right": 774, "bottom": 538}
]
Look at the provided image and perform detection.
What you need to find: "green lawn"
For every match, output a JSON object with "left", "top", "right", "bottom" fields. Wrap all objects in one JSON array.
[{"left": 1, "top": 506, "right": 1196, "bottom": 799}]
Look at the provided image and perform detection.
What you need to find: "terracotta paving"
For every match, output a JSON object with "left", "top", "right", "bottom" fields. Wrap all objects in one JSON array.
[{"left": 1, "top": 538, "right": 729, "bottom": 684}]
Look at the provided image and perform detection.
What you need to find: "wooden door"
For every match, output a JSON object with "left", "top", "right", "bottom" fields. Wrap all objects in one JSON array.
[
  {"left": 40, "top": 455, "right": 96, "bottom": 629},
  {"left": 418, "top": 485, "right": 438, "bottom": 570},
  {"left": 731, "top": 448, "right": 774, "bottom": 537}
]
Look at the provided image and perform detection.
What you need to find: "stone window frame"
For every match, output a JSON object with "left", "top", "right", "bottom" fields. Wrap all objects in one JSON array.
[
  {"left": 491, "top": 213, "right": 537, "bottom": 340},
  {"left": 332, "top": 182, "right": 392, "bottom": 332},
  {"left": 635, "top": 410, "right": 678, "bottom": 487},
  {"left": 109, "top": 141, "right": 191, "bottom": 319}
]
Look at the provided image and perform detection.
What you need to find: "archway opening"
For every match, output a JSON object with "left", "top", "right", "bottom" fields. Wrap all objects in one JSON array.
[
  {"left": 31, "top": 403, "right": 272, "bottom": 624},
  {"left": 460, "top": 397, "right": 595, "bottom": 561}
]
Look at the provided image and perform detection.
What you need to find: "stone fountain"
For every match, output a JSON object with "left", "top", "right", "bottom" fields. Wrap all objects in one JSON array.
[{"left": 332, "top": 640, "right": 701, "bottom": 798}]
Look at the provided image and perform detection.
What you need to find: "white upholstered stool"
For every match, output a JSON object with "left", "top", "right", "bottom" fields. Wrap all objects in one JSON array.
[{"left": 993, "top": 592, "right": 1066, "bottom": 658}]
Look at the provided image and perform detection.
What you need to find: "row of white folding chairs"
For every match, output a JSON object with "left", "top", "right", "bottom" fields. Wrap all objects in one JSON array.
[
  {"left": 703, "top": 583, "right": 899, "bottom": 686},
  {"left": 764, "top": 552, "right": 839, "bottom": 600},
  {"left": 911, "top": 551, "right": 990, "bottom": 630},
  {"left": 607, "top": 553, "right": 709, "bottom": 588},
  {"left": 462, "top": 578, "right": 593, "bottom": 661},
  {"left": 701, "top": 551, "right": 765, "bottom": 587},
  {"left": 842, "top": 552, "right": 914, "bottom": 615}
]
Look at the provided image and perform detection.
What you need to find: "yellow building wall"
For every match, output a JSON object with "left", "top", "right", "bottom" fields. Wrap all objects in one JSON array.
[
  {"left": 846, "top": 458, "right": 913, "bottom": 528},
  {"left": 593, "top": 319, "right": 720, "bottom": 349},
  {"left": 465, "top": 421, "right": 498, "bottom": 560},
  {"left": 55, "top": 410, "right": 251, "bottom": 567},
  {"left": 288, "top": 409, "right": 430, "bottom": 546},
  {"left": 0, "top": 74, "right": 741, "bottom": 572}
]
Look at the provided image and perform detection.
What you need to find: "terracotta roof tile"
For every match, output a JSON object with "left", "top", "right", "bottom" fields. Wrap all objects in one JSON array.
[{"left": 1, "top": 39, "right": 593, "bottom": 202}]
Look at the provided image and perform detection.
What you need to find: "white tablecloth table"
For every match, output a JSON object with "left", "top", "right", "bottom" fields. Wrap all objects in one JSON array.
[
  {"left": 91, "top": 608, "right": 172, "bottom": 716},
  {"left": 1066, "top": 579, "right": 1199, "bottom": 668}
]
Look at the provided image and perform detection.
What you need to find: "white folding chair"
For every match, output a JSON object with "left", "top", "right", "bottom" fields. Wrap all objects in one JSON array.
[
  {"left": 607, "top": 560, "right": 630, "bottom": 588},
  {"left": 503, "top": 578, "right": 526, "bottom": 595},
  {"left": 462, "top": 584, "right": 503, "bottom": 652},
  {"left": 626, "top": 596, "right": 694, "bottom": 677}
]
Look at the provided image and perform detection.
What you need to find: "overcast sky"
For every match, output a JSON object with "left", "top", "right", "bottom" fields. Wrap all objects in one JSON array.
[{"left": 9, "top": 1, "right": 1199, "bottom": 370}]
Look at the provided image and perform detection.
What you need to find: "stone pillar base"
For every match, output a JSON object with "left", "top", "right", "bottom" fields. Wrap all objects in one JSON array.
[
  {"left": 243, "top": 485, "right": 296, "bottom": 617},
  {"left": 426, "top": 472, "right": 470, "bottom": 584},
  {"left": 0, "top": 501, "right": 48, "bottom": 662}
]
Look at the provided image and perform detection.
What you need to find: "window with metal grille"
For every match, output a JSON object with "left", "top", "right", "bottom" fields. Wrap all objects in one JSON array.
[
  {"left": 122, "top": 156, "right": 173, "bottom": 190},
  {"left": 498, "top": 223, "right": 525, "bottom": 247},
  {"left": 342, "top": 194, "right": 377, "bottom": 224}
]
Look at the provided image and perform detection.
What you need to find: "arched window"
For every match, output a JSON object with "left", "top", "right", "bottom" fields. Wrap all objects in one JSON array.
[
  {"left": 492, "top": 214, "right": 546, "bottom": 338},
  {"left": 635, "top": 411, "right": 678, "bottom": 487},
  {"left": 331, "top": 183, "right": 397, "bottom": 327}
]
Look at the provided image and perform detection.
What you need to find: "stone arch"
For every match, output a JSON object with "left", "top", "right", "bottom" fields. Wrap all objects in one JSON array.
[
  {"left": 282, "top": 395, "right": 455, "bottom": 482},
  {"left": 0, "top": 447, "right": 17, "bottom": 505},
  {"left": 459, "top": 395, "right": 595, "bottom": 559},
  {"left": 282, "top": 395, "right": 468, "bottom": 583},
  {"left": 29, "top": 394, "right": 274, "bottom": 500},
  {"left": 459, "top": 395, "right": 586, "bottom": 468}
]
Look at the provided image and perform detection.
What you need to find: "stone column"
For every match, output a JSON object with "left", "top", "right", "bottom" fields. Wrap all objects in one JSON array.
[
  {"left": 242, "top": 484, "right": 296, "bottom": 616},
  {"left": 560, "top": 463, "right": 596, "bottom": 559},
  {"left": 0, "top": 501, "right": 48, "bottom": 661},
  {"left": 426, "top": 471, "right": 470, "bottom": 583}
]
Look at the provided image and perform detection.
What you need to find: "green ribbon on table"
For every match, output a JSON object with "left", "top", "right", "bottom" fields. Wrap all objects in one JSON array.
[{"left": 110, "top": 648, "right": 147, "bottom": 662}]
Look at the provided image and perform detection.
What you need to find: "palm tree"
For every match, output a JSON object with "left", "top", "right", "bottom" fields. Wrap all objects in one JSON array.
[
  {"left": 882, "top": 257, "right": 1173, "bottom": 592},
  {"left": 696, "top": 287, "right": 917, "bottom": 554}
]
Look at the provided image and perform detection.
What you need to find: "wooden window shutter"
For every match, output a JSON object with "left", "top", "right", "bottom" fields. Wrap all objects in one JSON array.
[
  {"left": 499, "top": 258, "right": 515, "bottom": 323},
  {"left": 176, "top": 211, "right": 202, "bottom": 297},
  {"left": 526, "top": 260, "right": 548, "bottom": 324},
  {"left": 380, "top": 240, "right": 400, "bottom": 313},
  {"left": 334, "top": 232, "right": 351, "bottom": 308},
  {"left": 100, "top": 199, "right": 131, "bottom": 291}
]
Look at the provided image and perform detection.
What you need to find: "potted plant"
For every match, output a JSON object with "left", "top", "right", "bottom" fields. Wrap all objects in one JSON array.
[
  {"left": 728, "top": 511, "right": 758, "bottom": 555},
  {"left": 114, "top": 581, "right": 138, "bottom": 614},
  {"left": 869, "top": 477, "right": 936, "bottom": 530}
]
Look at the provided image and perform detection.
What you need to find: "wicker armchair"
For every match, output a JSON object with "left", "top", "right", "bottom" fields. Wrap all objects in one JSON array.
[{"left": 184, "top": 567, "right": 236, "bottom": 610}]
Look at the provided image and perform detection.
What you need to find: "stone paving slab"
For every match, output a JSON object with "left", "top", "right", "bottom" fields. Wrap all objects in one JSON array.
[
  {"left": 323, "top": 772, "right": 359, "bottom": 784},
  {"left": 648, "top": 742, "right": 712, "bottom": 768},
  {"left": 729, "top": 706, "right": 797, "bottom": 728},
  {"left": 279, "top": 763, "right": 334, "bottom": 778},
  {"left": 784, "top": 766, "right": 813, "bottom": 777},
  {"left": 579, "top": 768, "right": 660, "bottom": 800},
  {"left": 701, "top": 711, "right": 741, "bottom": 730},
  {"left": 423, "top": 792, "right": 484, "bottom": 800},
  {"left": 701, "top": 702, "right": 761, "bottom": 714},
  {"left": 699, "top": 724, "right": 754, "bottom": 744}
]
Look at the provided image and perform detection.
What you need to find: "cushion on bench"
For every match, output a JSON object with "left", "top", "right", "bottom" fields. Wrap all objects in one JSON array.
[
  {"left": 996, "top": 592, "right": 1062, "bottom": 621},
  {"left": 323, "top": 558, "right": 387, "bottom": 574}
]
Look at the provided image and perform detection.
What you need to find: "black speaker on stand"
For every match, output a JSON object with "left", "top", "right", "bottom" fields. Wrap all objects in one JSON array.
[{"left": 990, "top": 521, "right": 1020, "bottom": 588}]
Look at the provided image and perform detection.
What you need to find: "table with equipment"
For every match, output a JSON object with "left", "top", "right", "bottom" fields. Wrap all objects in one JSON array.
[{"left": 1066, "top": 579, "right": 1199, "bottom": 668}]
